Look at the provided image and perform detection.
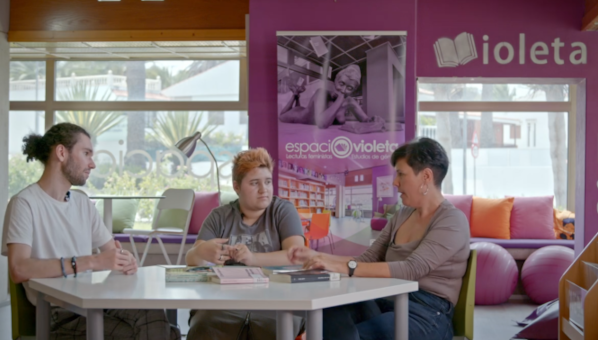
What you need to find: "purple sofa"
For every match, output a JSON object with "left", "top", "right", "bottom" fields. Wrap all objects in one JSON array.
[{"left": 369, "top": 195, "right": 575, "bottom": 260}]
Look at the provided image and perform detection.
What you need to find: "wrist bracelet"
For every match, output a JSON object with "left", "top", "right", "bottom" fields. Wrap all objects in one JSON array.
[
  {"left": 60, "top": 257, "right": 67, "bottom": 278},
  {"left": 71, "top": 256, "right": 78, "bottom": 278}
]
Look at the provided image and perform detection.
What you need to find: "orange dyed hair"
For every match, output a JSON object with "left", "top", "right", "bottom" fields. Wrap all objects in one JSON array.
[{"left": 232, "top": 147, "right": 274, "bottom": 183}]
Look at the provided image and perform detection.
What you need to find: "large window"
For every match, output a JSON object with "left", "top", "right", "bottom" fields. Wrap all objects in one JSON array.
[
  {"left": 8, "top": 111, "right": 44, "bottom": 198},
  {"left": 344, "top": 185, "right": 373, "bottom": 213},
  {"left": 54, "top": 60, "right": 239, "bottom": 102},
  {"left": 9, "top": 61, "right": 46, "bottom": 101},
  {"left": 9, "top": 55, "right": 247, "bottom": 227},
  {"left": 418, "top": 81, "right": 572, "bottom": 209}
]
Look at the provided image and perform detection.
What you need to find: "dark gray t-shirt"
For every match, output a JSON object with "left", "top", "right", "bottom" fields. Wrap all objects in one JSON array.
[{"left": 197, "top": 196, "right": 304, "bottom": 253}]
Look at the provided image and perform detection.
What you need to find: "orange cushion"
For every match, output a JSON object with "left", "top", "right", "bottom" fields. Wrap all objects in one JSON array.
[{"left": 470, "top": 197, "right": 514, "bottom": 239}]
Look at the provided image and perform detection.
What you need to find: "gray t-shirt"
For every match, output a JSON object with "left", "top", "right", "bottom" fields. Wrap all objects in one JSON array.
[
  {"left": 197, "top": 196, "right": 304, "bottom": 253},
  {"left": 356, "top": 199, "right": 470, "bottom": 305},
  {"left": 1, "top": 183, "right": 113, "bottom": 305}
]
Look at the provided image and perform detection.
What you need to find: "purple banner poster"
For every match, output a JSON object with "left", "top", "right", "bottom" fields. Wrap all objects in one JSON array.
[{"left": 277, "top": 31, "right": 405, "bottom": 256}]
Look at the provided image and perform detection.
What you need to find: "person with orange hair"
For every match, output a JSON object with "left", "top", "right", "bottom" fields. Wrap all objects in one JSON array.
[{"left": 185, "top": 147, "right": 305, "bottom": 340}]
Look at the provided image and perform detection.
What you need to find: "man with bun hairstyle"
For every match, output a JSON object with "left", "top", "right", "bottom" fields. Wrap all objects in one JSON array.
[{"left": 1, "top": 123, "right": 180, "bottom": 340}]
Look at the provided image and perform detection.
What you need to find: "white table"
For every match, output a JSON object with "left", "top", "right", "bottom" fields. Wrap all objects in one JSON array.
[
  {"left": 30, "top": 266, "right": 418, "bottom": 340},
  {"left": 89, "top": 196, "right": 164, "bottom": 233}
]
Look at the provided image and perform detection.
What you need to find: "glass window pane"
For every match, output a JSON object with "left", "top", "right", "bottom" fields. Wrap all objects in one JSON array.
[
  {"left": 9, "top": 111, "right": 45, "bottom": 197},
  {"left": 9, "top": 61, "right": 46, "bottom": 101},
  {"left": 418, "top": 110, "right": 568, "bottom": 208},
  {"left": 54, "top": 110, "right": 248, "bottom": 226},
  {"left": 55, "top": 60, "right": 240, "bottom": 102},
  {"left": 418, "top": 83, "right": 569, "bottom": 102}
]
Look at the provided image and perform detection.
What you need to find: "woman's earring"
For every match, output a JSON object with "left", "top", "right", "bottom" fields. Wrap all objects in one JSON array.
[{"left": 420, "top": 184, "right": 429, "bottom": 196}]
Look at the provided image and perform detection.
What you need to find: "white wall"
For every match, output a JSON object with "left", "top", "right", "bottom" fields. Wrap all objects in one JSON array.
[{"left": 0, "top": 0, "right": 10, "bottom": 303}]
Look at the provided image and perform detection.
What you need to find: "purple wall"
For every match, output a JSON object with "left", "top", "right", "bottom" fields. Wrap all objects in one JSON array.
[
  {"left": 249, "top": 0, "right": 598, "bottom": 251},
  {"left": 371, "top": 164, "right": 398, "bottom": 214}
]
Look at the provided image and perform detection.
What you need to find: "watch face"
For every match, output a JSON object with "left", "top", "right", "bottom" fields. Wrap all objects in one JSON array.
[{"left": 348, "top": 260, "right": 357, "bottom": 269}]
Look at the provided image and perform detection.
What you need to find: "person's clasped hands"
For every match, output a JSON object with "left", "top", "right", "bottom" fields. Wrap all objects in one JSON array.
[
  {"left": 95, "top": 239, "right": 138, "bottom": 275},
  {"left": 195, "top": 239, "right": 261, "bottom": 266}
]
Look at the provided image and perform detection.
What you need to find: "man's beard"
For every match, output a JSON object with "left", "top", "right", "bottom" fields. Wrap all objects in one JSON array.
[{"left": 61, "top": 158, "right": 87, "bottom": 186}]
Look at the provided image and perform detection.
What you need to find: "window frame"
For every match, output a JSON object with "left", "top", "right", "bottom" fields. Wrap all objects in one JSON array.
[
  {"left": 9, "top": 57, "right": 248, "bottom": 131},
  {"left": 417, "top": 77, "right": 583, "bottom": 212}
]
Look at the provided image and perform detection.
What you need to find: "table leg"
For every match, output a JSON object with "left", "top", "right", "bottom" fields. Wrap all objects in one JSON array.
[
  {"left": 166, "top": 309, "right": 178, "bottom": 326},
  {"left": 86, "top": 309, "right": 104, "bottom": 340},
  {"left": 276, "top": 310, "right": 294, "bottom": 340},
  {"left": 306, "top": 309, "right": 322, "bottom": 340},
  {"left": 103, "top": 198, "right": 113, "bottom": 233},
  {"left": 394, "top": 293, "right": 409, "bottom": 340},
  {"left": 36, "top": 292, "right": 50, "bottom": 340}
]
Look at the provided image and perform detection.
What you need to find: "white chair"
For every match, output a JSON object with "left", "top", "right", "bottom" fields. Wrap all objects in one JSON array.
[{"left": 123, "top": 188, "right": 195, "bottom": 266}]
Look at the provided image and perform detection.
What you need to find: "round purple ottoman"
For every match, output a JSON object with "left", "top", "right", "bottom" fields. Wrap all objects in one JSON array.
[
  {"left": 471, "top": 242, "right": 519, "bottom": 305},
  {"left": 522, "top": 245, "right": 574, "bottom": 304}
]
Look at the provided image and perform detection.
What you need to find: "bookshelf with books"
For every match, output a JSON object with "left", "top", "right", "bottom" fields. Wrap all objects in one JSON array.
[
  {"left": 278, "top": 175, "right": 326, "bottom": 212},
  {"left": 559, "top": 232, "right": 598, "bottom": 340}
]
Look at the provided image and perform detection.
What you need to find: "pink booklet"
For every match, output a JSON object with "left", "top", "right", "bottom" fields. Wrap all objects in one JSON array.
[{"left": 211, "top": 267, "right": 269, "bottom": 284}]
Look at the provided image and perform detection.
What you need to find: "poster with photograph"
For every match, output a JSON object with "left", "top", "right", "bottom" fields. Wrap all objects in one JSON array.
[
  {"left": 377, "top": 175, "right": 394, "bottom": 198},
  {"left": 277, "top": 31, "right": 405, "bottom": 256}
]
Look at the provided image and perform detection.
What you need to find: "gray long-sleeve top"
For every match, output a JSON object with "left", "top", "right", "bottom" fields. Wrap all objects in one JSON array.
[{"left": 356, "top": 199, "right": 470, "bottom": 305}]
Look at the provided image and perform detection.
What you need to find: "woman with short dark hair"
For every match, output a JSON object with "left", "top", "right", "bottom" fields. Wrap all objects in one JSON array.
[{"left": 288, "top": 137, "right": 470, "bottom": 340}]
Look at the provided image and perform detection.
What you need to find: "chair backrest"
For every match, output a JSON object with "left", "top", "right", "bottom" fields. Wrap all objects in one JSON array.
[
  {"left": 152, "top": 189, "right": 196, "bottom": 232},
  {"left": 9, "top": 277, "right": 36, "bottom": 339},
  {"left": 453, "top": 249, "right": 477, "bottom": 340},
  {"left": 188, "top": 192, "right": 221, "bottom": 234},
  {"left": 310, "top": 213, "right": 331, "bottom": 233}
]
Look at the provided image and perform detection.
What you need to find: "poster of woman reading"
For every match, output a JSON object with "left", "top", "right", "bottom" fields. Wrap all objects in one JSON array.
[{"left": 277, "top": 31, "right": 406, "bottom": 256}]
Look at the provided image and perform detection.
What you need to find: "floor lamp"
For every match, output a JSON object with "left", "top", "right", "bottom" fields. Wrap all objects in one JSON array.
[{"left": 174, "top": 131, "right": 221, "bottom": 202}]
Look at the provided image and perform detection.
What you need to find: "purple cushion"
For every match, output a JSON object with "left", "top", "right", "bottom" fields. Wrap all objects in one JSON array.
[
  {"left": 114, "top": 233, "right": 198, "bottom": 244},
  {"left": 510, "top": 196, "right": 555, "bottom": 239},
  {"left": 470, "top": 237, "right": 573, "bottom": 249},
  {"left": 188, "top": 192, "right": 220, "bottom": 234},
  {"left": 370, "top": 218, "right": 387, "bottom": 231},
  {"left": 444, "top": 195, "right": 472, "bottom": 224}
]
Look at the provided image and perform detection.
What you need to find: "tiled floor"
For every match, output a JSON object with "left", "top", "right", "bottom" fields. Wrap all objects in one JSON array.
[{"left": 0, "top": 299, "right": 540, "bottom": 340}]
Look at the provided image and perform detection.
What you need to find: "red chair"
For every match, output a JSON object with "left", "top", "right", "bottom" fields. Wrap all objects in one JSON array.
[{"left": 304, "top": 213, "right": 334, "bottom": 253}]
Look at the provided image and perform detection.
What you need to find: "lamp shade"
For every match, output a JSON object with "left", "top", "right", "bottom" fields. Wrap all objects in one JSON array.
[{"left": 175, "top": 131, "right": 201, "bottom": 157}]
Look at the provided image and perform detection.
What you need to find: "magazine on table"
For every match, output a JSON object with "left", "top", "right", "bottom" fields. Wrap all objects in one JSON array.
[{"left": 211, "top": 267, "right": 269, "bottom": 284}]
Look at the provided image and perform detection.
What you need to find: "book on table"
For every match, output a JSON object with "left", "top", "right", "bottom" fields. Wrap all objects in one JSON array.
[
  {"left": 261, "top": 265, "right": 304, "bottom": 276},
  {"left": 268, "top": 269, "right": 341, "bottom": 284},
  {"left": 211, "top": 267, "right": 269, "bottom": 284},
  {"left": 161, "top": 265, "right": 215, "bottom": 282}
]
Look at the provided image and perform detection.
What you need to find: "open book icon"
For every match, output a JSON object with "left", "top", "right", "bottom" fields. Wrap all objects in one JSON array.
[{"left": 434, "top": 32, "right": 478, "bottom": 67}]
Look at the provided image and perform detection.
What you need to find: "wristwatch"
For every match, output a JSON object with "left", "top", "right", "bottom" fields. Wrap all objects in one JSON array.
[{"left": 347, "top": 260, "right": 357, "bottom": 277}]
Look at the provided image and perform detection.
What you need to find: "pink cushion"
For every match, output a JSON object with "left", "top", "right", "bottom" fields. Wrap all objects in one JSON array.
[
  {"left": 510, "top": 196, "right": 555, "bottom": 239},
  {"left": 444, "top": 195, "right": 472, "bottom": 224},
  {"left": 188, "top": 192, "right": 220, "bottom": 234}
]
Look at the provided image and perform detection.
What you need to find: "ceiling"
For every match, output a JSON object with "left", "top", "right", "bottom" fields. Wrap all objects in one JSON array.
[
  {"left": 9, "top": 41, "right": 246, "bottom": 60},
  {"left": 277, "top": 35, "right": 405, "bottom": 72}
]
